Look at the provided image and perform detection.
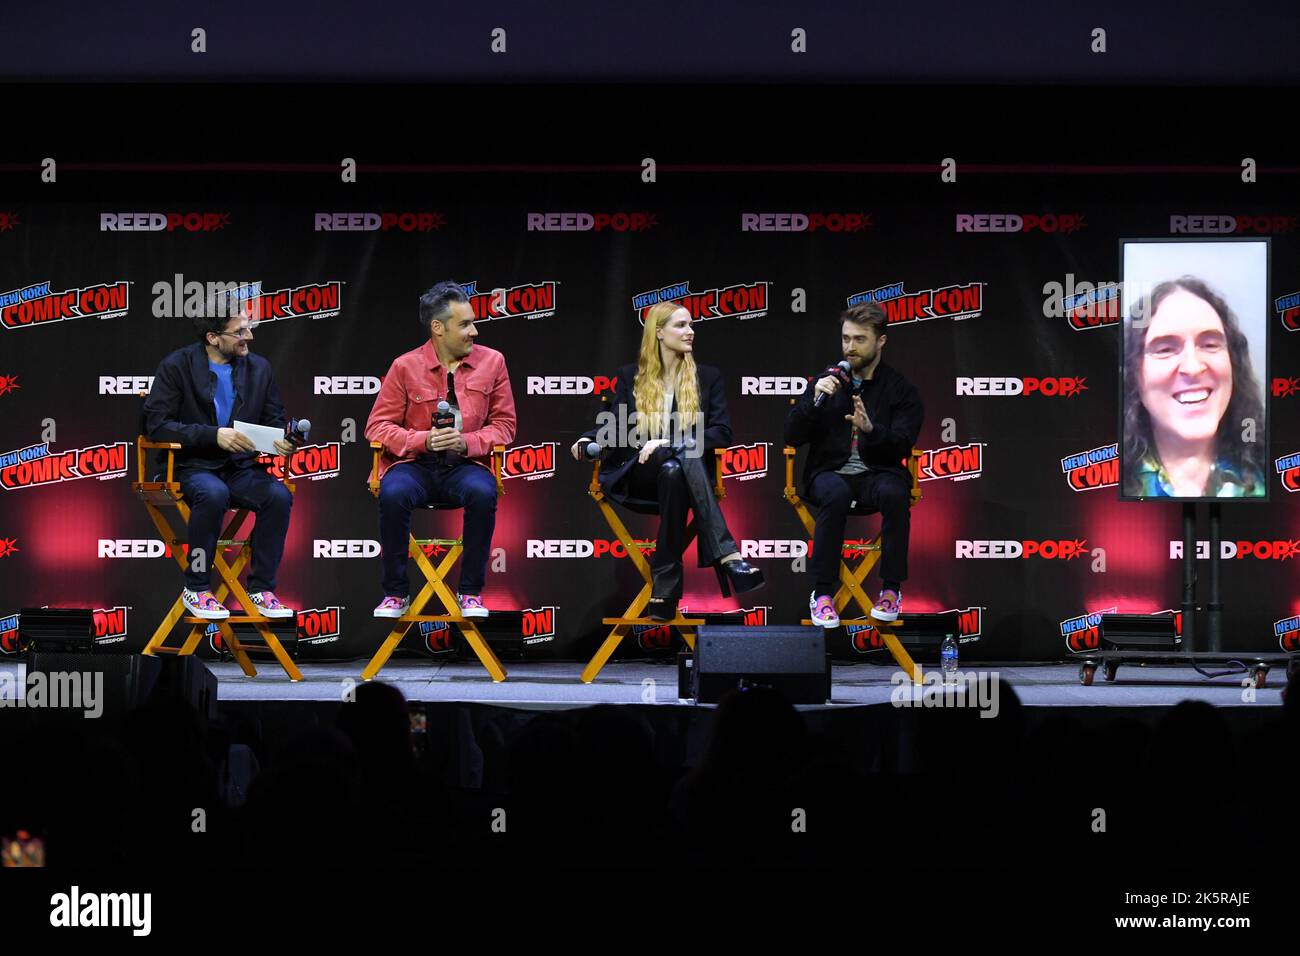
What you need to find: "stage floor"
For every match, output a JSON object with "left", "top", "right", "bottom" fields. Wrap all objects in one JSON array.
[{"left": 196, "top": 660, "right": 1287, "bottom": 709}]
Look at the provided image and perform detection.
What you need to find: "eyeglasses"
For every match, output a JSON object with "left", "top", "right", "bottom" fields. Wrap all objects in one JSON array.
[{"left": 216, "top": 323, "right": 258, "bottom": 340}]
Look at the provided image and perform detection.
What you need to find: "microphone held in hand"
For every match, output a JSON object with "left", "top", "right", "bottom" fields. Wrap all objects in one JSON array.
[
  {"left": 580, "top": 440, "right": 603, "bottom": 461},
  {"left": 433, "top": 401, "right": 456, "bottom": 463},
  {"left": 813, "top": 360, "right": 853, "bottom": 408},
  {"left": 286, "top": 418, "right": 312, "bottom": 447}
]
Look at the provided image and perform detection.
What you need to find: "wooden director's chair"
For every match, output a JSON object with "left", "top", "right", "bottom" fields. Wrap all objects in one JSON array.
[
  {"left": 783, "top": 444, "right": 924, "bottom": 684},
  {"left": 360, "top": 442, "right": 509, "bottom": 682},
  {"left": 135, "top": 435, "right": 304, "bottom": 681},
  {"left": 580, "top": 448, "right": 727, "bottom": 684}
]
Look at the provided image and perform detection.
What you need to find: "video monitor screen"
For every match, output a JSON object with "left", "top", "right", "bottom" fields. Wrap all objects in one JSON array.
[{"left": 1119, "top": 238, "right": 1269, "bottom": 501}]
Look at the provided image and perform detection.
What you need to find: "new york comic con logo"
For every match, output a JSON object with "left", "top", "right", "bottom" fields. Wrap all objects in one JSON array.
[
  {"left": 918, "top": 443, "right": 983, "bottom": 482},
  {"left": 719, "top": 443, "right": 770, "bottom": 481},
  {"left": 0, "top": 612, "right": 20, "bottom": 654},
  {"left": 1061, "top": 607, "right": 1181, "bottom": 653},
  {"left": 635, "top": 606, "right": 769, "bottom": 651},
  {"left": 1043, "top": 276, "right": 1121, "bottom": 331},
  {"left": 848, "top": 607, "right": 983, "bottom": 653},
  {"left": 847, "top": 280, "right": 984, "bottom": 325},
  {"left": 0, "top": 606, "right": 126, "bottom": 654},
  {"left": 93, "top": 606, "right": 128, "bottom": 645},
  {"left": 459, "top": 280, "right": 558, "bottom": 322},
  {"left": 632, "top": 281, "right": 769, "bottom": 324},
  {"left": 503, "top": 443, "right": 558, "bottom": 481},
  {"left": 1274, "top": 615, "right": 1300, "bottom": 652},
  {"left": 254, "top": 443, "right": 342, "bottom": 481},
  {"left": 1, "top": 280, "right": 130, "bottom": 330},
  {"left": 1276, "top": 450, "right": 1300, "bottom": 492},
  {"left": 522, "top": 606, "right": 558, "bottom": 645},
  {"left": 1275, "top": 290, "right": 1300, "bottom": 332},
  {"left": 246, "top": 281, "right": 342, "bottom": 323},
  {"left": 0, "top": 441, "right": 129, "bottom": 490},
  {"left": 297, "top": 607, "right": 342, "bottom": 645},
  {"left": 1061, "top": 443, "right": 1119, "bottom": 491}
]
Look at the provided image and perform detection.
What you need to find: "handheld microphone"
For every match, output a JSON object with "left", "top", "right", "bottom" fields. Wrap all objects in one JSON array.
[
  {"left": 433, "top": 401, "right": 457, "bottom": 462},
  {"left": 813, "top": 360, "right": 853, "bottom": 408},
  {"left": 580, "top": 440, "right": 603, "bottom": 461},
  {"left": 286, "top": 418, "right": 311, "bottom": 447}
]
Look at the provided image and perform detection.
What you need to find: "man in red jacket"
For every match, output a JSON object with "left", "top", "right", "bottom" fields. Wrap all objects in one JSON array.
[{"left": 365, "top": 282, "right": 517, "bottom": 619}]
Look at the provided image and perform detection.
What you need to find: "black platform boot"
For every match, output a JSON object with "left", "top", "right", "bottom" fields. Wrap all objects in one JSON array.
[
  {"left": 647, "top": 562, "right": 683, "bottom": 622},
  {"left": 714, "top": 558, "right": 765, "bottom": 598}
]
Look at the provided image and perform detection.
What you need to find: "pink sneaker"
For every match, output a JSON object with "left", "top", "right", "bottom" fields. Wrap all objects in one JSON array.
[
  {"left": 183, "top": 588, "right": 230, "bottom": 620},
  {"left": 373, "top": 595, "right": 410, "bottom": 619},
  {"left": 871, "top": 588, "right": 902, "bottom": 623},
  {"left": 809, "top": 591, "right": 839, "bottom": 629},
  {"left": 458, "top": 594, "right": 489, "bottom": 619},
  {"left": 248, "top": 591, "right": 294, "bottom": 619}
]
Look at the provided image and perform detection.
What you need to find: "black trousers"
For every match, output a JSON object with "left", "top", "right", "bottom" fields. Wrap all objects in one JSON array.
[
  {"left": 807, "top": 469, "right": 911, "bottom": 595},
  {"left": 625, "top": 449, "right": 737, "bottom": 571}
]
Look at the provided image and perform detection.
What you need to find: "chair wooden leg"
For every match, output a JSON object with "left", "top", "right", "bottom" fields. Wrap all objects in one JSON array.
[
  {"left": 581, "top": 625, "right": 632, "bottom": 684},
  {"left": 362, "top": 621, "right": 416, "bottom": 681},
  {"left": 254, "top": 622, "right": 304, "bottom": 682},
  {"left": 215, "top": 621, "right": 258, "bottom": 677},
  {"left": 458, "top": 622, "right": 507, "bottom": 683}
]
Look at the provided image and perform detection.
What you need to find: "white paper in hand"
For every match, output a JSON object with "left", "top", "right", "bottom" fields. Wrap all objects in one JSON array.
[{"left": 233, "top": 420, "right": 285, "bottom": 455}]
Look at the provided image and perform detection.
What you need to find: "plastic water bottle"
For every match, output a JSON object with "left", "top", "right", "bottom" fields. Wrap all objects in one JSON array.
[{"left": 940, "top": 635, "right": 958, "bottom": 684}]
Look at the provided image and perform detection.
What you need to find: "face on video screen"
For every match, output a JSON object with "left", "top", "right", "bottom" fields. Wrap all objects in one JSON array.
[{"left": 1120, "top": 240, "right": 1269, "bottom": 501}]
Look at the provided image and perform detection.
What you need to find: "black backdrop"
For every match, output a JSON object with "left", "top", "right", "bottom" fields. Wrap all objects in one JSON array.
[{"left": 1, "top": 84, "right": 1297, "bottom": 663}]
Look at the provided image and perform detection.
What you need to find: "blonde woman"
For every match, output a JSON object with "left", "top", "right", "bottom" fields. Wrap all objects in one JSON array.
[{"left": 571, "top": 302, "right": 763, "bottom": 620}]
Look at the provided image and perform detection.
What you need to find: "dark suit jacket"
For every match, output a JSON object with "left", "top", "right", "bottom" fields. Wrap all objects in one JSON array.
[
  {"left": 783, "top": 361, "right": 923, "bottom": 496},
  {"left": 581, "top": 363, "right": 732, "bottom": 511},
  {"left": 142, "top": 341, "right": 287, "bottom": 473}
]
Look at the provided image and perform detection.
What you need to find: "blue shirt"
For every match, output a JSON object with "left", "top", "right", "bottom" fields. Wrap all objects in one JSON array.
[{"left": 209, "top": 360, "right": 234, "bottom": 426}]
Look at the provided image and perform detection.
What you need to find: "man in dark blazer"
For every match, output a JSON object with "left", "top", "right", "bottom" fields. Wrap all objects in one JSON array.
[
  {"left": 785, "top": 302, "right": 923, "bottom": 627},
  {"left": 143, "top": 300, "right": 297, "bottom": 622}
]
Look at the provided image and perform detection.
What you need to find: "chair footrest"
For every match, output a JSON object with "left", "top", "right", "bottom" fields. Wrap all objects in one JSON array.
[
  {"left": 146, "top": 646, "right": 185, "bottom": 654},
  {"left": 602, "top": 617, "right": 705, "bottom": 626},
  {"left": 182, "top": 615, "right": 291, "bottom": 625},
  {"left": 399, "top": 615, "right": 468, "bottom": 623}
]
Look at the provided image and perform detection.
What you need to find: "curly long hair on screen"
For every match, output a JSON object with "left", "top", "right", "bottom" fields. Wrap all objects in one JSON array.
[
  {"left": 1122, "top": 276, "right": 1266, "bottom": 489},
  {"left": 634, "top": 300, "right": 701, "bottom": 439}
]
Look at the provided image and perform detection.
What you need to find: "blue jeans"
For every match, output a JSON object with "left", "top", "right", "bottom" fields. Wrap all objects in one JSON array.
[
  {"left": 179, "top": 465, "right": 293, "bottom": 593},
  {"left": 378, "top": 457, "right": 498, "bottom": 598}
]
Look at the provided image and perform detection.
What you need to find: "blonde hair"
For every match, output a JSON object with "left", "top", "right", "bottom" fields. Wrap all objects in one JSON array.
[{"left": 633, "top": 301, "right": 701, "bottom": 440}]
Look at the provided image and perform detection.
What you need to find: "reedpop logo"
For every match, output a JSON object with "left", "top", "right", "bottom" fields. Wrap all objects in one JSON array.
[
  {"left": 891, "top": 670, "right": 1002, "bottom": 718},
  {"left": 956, "top": 213, "right": 1085, "bottom": 234},
  {"left": 0, "top": 373, "right": 19, "bottom": 396},
  {"left": 956, "top": 376, "right": 1087, "bottom": 397},
  {"left": 100, "top": 212, "right": 228, "bottom": 232},
  {"left": 527, "top": 212, "right": 656, "bottom": 232},
  {"left": 741, "top": 212, "right": 870, "bottom": 233},
  {"left": 314, "top": 212, "right": 445, "bottom": 232},
  {"left": 0, "top": 211, "right": 20, "bottom": 231}
]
